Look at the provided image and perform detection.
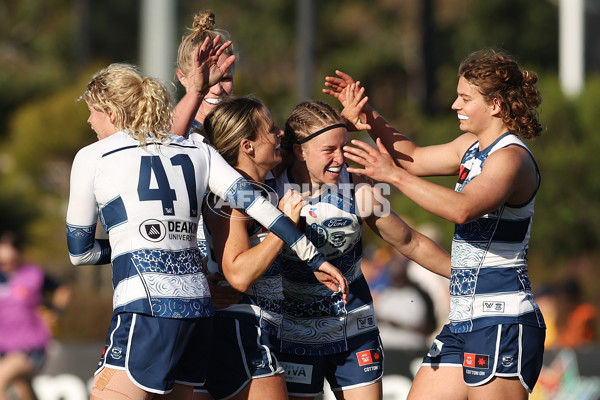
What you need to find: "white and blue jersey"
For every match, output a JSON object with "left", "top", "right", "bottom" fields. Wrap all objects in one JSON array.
[
  {"left": 204, "top": 174, "right": 284, "bottom": 336},
  {"left": 449, "top": 132, "right": 545, "bottom": 333},
  {"left": 189, "top": 120, "right": 208, "bottom": 257},
  {"left": 275, "top": 166, "right": 379, "bottom": 356},
  {"left": 66, "top": 131, "right": 328, "bottom": 320}
]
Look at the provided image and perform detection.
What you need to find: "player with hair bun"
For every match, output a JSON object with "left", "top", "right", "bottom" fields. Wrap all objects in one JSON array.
[{"left": 66, "top": 39, "right": 347, "bottom": 399}]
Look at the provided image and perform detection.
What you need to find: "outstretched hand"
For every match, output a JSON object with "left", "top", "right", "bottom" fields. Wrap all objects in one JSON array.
[
  {"left": 191, "top": 34, "right": 236, "bottom": 96},
  {"left": 340, "top": 83, "right": 371, "bottom": 132},
  {"left": 344, "top": 138, "right": 401, "bottom": 184},
  {"left": 323, "top": 70, "right": 370, "bottom": 132},
  {"left": 314, "top": 262, "right": 349, "bottom": 304},
  {"left": 323, "top": 69, "right": 355, "bottom": 99}
]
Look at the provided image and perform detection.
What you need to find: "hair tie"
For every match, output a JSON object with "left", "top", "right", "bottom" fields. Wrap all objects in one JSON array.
[{"left": 297, "top": 123, "right": 346, "bottom": 144}]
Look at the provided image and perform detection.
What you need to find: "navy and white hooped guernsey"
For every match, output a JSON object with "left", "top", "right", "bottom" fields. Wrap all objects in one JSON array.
[
  {"left": 275, "top": 166, "right": 379, "bottom": 356},
  {"left": 66, "top": 131, "right": 327, "bottom": 319},
  {"left": 449, "top": 132, "right": 545, "bottom": 333},
  {"left": 204, "top": 174, "right": 284, "bottom": 336}
]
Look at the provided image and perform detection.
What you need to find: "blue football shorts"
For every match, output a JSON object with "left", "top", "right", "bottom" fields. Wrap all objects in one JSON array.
[
  {"left": 276, "top": 335, "right": 384, "bottom": 397},
  {"left": 193, "top": 313, "right": 284, "bottom": 399},
  {"left": 422, "top": 323, "right": 545, "bottom": 393},
  {"left": 96, "top": 312, "right": 213, "bottom": 394}
]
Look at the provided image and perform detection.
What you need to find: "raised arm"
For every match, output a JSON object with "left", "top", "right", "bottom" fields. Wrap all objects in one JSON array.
[
  {"left": 172, "top": 35, "right": 236, "bottom": 137},
  {"left": 324, "top": 70, "right": 471, "bottom": 176},
  {"left": 348, "top": 138, "right": 535, "bottom": 224}
]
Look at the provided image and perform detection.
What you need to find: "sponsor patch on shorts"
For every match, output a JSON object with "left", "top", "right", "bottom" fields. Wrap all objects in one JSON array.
[
  {"left": 356, "top": 349, "right": 382, "bottom": 366},
  {"left": 280, "top": 362, "right": 312, "bottom": 385},
  {"left": 463, "top": 353, "right": 489, "bottom": 369}
]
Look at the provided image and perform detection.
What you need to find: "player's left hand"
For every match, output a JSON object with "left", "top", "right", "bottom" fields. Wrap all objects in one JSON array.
[{"left": 344, "top": 138, "right": 401, "bottom": 184}]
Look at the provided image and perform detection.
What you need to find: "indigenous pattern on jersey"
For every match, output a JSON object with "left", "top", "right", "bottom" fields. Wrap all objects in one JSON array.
[
  {"left": 275, "top": 166, "right": 379, "bottom": 356},
  {"left": 66, "top": 131, "right": 326, "bottom": 319},
  {"left": 450, "top": 132, "right": 545, "bottom": 333},
  {"left": 204, "top": 174, "right": 284, "bottom": 336}
]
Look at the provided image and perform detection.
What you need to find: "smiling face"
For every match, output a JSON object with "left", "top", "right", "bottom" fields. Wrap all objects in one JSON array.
[
  {"left": 451, "top": 76, "right": 495, "bottom": 135},
  {"left": 179, "top": 53, "right": 235, "bottom": 124},
  {"left": 87, "top": 103, "right": 118, "bottom": 140},
  {"left": 299, "top": 125, "right": 348, "bottom": 186},
  {"left": 249, "top": 111, "right": 283, "bottom": 172}
]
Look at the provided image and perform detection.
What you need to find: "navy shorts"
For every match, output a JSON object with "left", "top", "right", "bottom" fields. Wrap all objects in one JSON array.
[
  {"left": 276, "top": 335, "right": 384, "bottom": 396},
  {"left": 96, "top": 312, "right": 213, "bottom": 394},
  {"left": 194, "top": 313, "right": 284, "bottom": 399},
  {"left": 422, "top": 323, "right": 545, "bottom": 393}
]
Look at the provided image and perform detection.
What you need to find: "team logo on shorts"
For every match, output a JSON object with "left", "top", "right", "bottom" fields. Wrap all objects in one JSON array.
[
  {"left": 502, "top": 355, "right": 514, "bottom": 367},
  {"left": 463, "top": 353, "right": 489, "bottom": 369},
  {"left": 110, "top": 347, "right": 124, "bottom": 360},
  {"left": 356, "top": 349, "right": 382, "bottom": 366},
  {"left": 139, "top": 219, "right": 166, "bottom": 242}
]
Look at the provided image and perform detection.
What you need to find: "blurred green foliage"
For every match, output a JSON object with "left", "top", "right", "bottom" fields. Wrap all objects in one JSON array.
[{"left": 0, "top": 0, "right": 598, "bottom": 339}]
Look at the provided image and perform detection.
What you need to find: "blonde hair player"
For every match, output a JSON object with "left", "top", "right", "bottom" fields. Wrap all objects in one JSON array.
[{"left": 66, "top": 41, "right": 347, "bottom": 399}]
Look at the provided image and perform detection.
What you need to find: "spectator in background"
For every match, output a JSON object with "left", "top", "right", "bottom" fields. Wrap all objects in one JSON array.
[
  {"left": 375, "top": 247, "right": 436, "bottom": 350},
  {"left": 554, "top": 277, "right": 597, "bottom": 348},
  {"left": 532, "top": 284, "right": 559, "bottom": 349},
  {"left": 360, "top": 245, "right": 392, "bottom": 303},
  {"left": 0, "top": 231, "right": 70, "bottom": 400}
]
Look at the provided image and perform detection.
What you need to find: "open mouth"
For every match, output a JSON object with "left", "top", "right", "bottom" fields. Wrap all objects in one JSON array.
[
  {"left": 204, "top": 98, "right": 221, "bottom": 105},
  {"left": 327, "top": 166, "right": 342, "bottom": 174},
  {"left": 457, "top": 114, "right": 469, "bottom": 120}
]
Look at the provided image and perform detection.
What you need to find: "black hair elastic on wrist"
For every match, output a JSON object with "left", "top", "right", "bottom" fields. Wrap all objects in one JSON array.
[{"left": 296, "top": 123, "right": 346, "bottom": 144}]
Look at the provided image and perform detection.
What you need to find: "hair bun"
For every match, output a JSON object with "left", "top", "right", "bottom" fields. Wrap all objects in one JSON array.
[{"left": 192, "top": 10, "right": 216, "bottom": 32}]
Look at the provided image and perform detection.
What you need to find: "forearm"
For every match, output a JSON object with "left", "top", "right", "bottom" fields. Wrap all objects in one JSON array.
[
  {"left": 404, "top": 232, "right": 451, "bottom": 278},
  {"left": 66, "top": 228, "right": 111, "bottom": 266},
  {"left": 370, "top": 212, "right": 450, "bottom": 278},
  {"left": 389, "top": 169, "right": 470, "bottom": 224},
  {"left": 363, "top": 104, "right": 420, "bottom": 172},
  {"left": 208, "top": 150, "right": 326, "bottom": 269},
  {"left": 172, "top": 90, "right": 204, "bottom": 137},
  {"left": 224, "top": 234, "right": 283, "bottom": 291}
]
